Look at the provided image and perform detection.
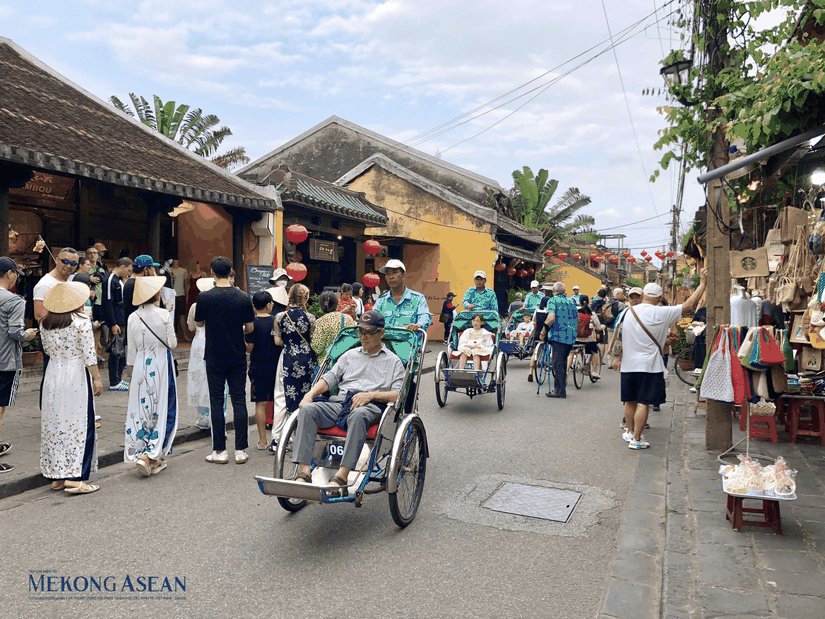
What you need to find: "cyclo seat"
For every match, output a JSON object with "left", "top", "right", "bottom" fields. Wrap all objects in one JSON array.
[
  {"left": 449, "top": 328, "right": 492, "bottom": 360},
  {"left": 318, "top": 424, "right": 380, "bottom": 439}
]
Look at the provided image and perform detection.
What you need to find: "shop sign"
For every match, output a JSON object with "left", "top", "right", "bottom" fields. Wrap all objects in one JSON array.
[
  {"left": 245, "top": 264, "right": 275, "bottom": 295},
  {"left": 310, "top": 239, "right": 338, "bottom": 262},
  {"left": 12, "top": 172, "right": 74, "bottom": 202}
]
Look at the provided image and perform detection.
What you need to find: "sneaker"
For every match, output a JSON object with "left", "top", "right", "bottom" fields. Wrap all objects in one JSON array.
[
  {"left": 621, "top": 431, "right": 633, "bottom": 442},
  {"left": 689, "top": 387, "right": 697, "bottom": 393},
  {"left": 94, "top": 415, "right": 101, "bottom": 422},
  {"left": 268, "top": 440, "right": 278, "bottom": 454},
  {"left": 652, "top": 405, "right": 660, "bottom": 411},
  {"left": 194, "top": 417, "right": 210, "bottom": 430},
  {"left": 108, "top": 380, "right": 129, "bottom": 391},
  {"left": 205, "top": 450, "right": 228, "bottom": 464},
  {"left": 235, "top": 450, "right": 249, "bottom": 464},
  {"left": 628, "top": 438, "right": 650, "bottom": 449}
]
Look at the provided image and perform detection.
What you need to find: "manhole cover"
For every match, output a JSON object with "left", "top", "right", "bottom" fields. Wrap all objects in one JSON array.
[{"left": 482, "top": 483, "right": 581, "bottom": 522}]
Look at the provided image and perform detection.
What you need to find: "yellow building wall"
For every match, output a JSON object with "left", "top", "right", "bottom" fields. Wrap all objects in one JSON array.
[
  {"left": 345, "top": 167, "right": 498, "bottom": 339},
  {"left": 546, "top": 258, "right": 604, "bottom": 299}
]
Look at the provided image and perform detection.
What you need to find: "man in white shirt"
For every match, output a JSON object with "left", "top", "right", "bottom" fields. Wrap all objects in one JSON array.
[
  {"left": 620, "top": 269, "right": 707, "bottom": 449},
  {"left": 33, "top": 247, "right": 79, "bottom": 322}
]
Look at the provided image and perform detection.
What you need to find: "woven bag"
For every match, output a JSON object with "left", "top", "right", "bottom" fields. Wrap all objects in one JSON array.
[
  {"left": 751, "top": 399, "right": 777, "bottom": 416},
  {"left": 700, "top": 329, "right": 735, "bottom": 402}
]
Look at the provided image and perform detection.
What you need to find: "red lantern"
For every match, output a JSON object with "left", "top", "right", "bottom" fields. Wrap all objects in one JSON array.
[
  {"left": 507, "top": 267, "right": 517, "bottom": 276},
  {"left": 622, "top": 251, "right": 631, "bottom": 258},
  {"left": 362, "top": 272, "right": 380, "bottom": 288},
  {"left": 572, "top": 253, "right": 581, "bottom": 261},
  {"left": 557, "top": 252, "right": 568, "bottom": 260},
  {"left": 544, "top": 250, "right": 554, "bottom": 257},
  {"left": 611, "top": 257, "right": 620, "bottom": 264},
  {"left": 494, "top": 262, "right": 507, "bottom": 272},
  {"left": 645, "top": 255, "right": 653, "bottom": 262},
  {"left": 363, "top": 239, "right": 381, "bottom": 256},
  {"left": 594, "top": 256, "right": 604, "bottom": 263},
  {"left": 285, "top": 262, "right": 307, "bottom": 282},
  {"left": 589, "top": 253, "right": 598, "bottom": 260},
  {"left": 527, "top": 267, "right": 535, "bottom": 275},
  {"left": 517, "top": 269, "right": 528, "bottom": 278},
  {"left": 285, "top": 224, "right": 308, "bottom": 244},
  {"left": 666, "top": 250, "right": 675, "bottom": 258},
  {"left": 603, "top": 252, "right": 612, "bottom": 259},
  {"left": 640, "top": 250, "right": 648, "bottom": 257},
  {"left": 628, "top": 256, "right": 637, "bottom": 263}
]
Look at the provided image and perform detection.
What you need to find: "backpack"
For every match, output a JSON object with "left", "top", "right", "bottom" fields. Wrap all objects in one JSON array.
[
  {"left": 577, "top": 313, "right": 593, "bottom": 339},
  {"left": 601, "top": 299, "right": 618, "bottom": 327}
]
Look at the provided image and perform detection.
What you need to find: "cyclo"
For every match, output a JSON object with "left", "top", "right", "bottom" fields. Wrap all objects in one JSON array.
[
  {"left": 499, "top": 307, "right": 537, "bottom": 361},
  {"left": 434, "top": 310, "right": 507, "bottom": 410},
  {"left": 254, "top": 326, "right": 428, "bottom": 528}
]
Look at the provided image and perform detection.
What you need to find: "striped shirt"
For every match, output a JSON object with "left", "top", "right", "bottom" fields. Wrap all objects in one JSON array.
[{"left": 321, "top": 344, "right": 405, "bottom": 397}]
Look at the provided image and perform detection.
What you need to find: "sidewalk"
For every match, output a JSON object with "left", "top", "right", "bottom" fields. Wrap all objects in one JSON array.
[
  {"left": 601, "top": 372, "right": 825, "bottom": 618},
  {"left": 0, "top": 341, "right": 444, "bottom": 500}
]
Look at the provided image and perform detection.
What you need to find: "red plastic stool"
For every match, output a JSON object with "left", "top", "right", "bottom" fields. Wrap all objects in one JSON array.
[
  {"left": 726, "top": 495, "right": 783, "bottom": 534},
  {"left": 749, "top": 414, "right": 779, "bottom": 443}
]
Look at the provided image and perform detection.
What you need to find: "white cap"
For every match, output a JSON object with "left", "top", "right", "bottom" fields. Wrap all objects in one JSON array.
[
  {"left": 572, "top": 285, "right": 579, "bottom": 290},
  {"left": 474, "top": 270, "right": 487, "bottom": 279},
  {"left": 379, "top": 259, "right": 406, "bottom": 274},
  {"left": 643, "top": 282, "right": 663, "bottom": 297},
  {"left": 613, "top": 287, "right": 624, "bottom": 297},
  {"left": 628, "top": 287, "right": 644, "bottom": 297},
  {"left": 530, "top": 280, "right": 540, "bottom": 288}
]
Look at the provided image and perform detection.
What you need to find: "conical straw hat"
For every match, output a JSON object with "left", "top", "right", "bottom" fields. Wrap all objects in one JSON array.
[
  {"left": 270, "top": 286, "right": 289, "bottom": 306},
  {"left": 43, "top": 282, "right": 90, "bottom": 314},
  {"left": 133, "top": 276, "right": 167, "bottom": 306},
  {"left": 196, "top": 277, "right": 215, "bottom": 292}
]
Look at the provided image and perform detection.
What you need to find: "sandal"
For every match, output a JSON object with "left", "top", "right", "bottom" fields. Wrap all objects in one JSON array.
[
  {"left": 0, "top": 462, "right": 13, "bottom": 473},
  {"left": 0, "top": 442, "right": 11, "bottom": 457},
  {"left": 64, "top": 482, "right": 100, "bottom": 494},
  {"left": 294, "top": 472, "right": 312, "bottom": 483},
  {"left": 151, "top": 460, "right": 167, "bottom": 475},
  {"left": 136, "top": 457, "right": 152, "bottom": 477},
  {"left": 51, "top": 480, "right": 66, "bottom": 490},
  {"left": 326, "top": 475, "right": 348, "bottom": 496}
]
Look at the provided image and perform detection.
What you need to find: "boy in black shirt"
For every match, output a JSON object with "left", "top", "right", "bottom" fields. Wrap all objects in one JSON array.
[
  {"left": 195, "top": 257, "right": 255, "bottom": 464},
  {"left": 245, "top": 291, "right": 277, "bottom": 450}
]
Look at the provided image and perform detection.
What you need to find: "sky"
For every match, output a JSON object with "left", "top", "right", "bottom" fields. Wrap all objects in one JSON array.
[{"left": 2, "top": 0, "right": 712, "bottom": 262}]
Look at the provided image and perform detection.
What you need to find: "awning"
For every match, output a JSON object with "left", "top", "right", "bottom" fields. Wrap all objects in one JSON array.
[{"left": 496, "top": 241, "right": 543, "bottom": 263}]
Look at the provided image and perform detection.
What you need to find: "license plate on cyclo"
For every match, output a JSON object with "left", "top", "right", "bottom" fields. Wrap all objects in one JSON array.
[{"left": 320, "top": 441, "right": 345, "bottom": 467}]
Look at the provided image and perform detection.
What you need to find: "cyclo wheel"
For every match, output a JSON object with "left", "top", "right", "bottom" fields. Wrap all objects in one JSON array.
[
  {"left": 572, "top": 349, "right": 584, "bottom": 390},
  {"left": 435, "top": 352, "right": 448, "bottom": 408},
  {"left": 388, "top": 417, "right": 427, "bottom": 527},
  {"left": 534, "top": 342, "right": 548, "bottom": 386},
  {"left": 674, "top": 347, "right": 696, "bottom": 386},
  {"left": 496, "top": 357, "right": 506, "bottom": 410},
  {"left": 274, "top": 419, "right": 307, "bottom": 513},
  {"left": 590, "top": 348, "right": 602, "bottom": 383}
]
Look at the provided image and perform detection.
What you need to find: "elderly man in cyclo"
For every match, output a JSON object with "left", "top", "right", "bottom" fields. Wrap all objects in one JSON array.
[
  {"left": 463, "top": 270, "right": 499, "bottom": 313},
  {"left": 373, "top": 259, "right": 431, "bottom": 414},
  {"left": 292, "top": 311, "right": 405, "bottom": 492}
]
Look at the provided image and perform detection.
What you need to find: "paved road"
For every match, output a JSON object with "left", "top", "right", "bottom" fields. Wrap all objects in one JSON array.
[{"left": 0, "top": 358, "right": 653, "bottom": 619}]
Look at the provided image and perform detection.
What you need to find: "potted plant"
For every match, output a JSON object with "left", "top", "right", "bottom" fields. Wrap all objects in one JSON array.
[{"left": 21, "top": 334, "right": 42, "bottom": 366}]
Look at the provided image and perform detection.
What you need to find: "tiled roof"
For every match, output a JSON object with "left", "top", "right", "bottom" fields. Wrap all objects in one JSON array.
[
  {"left": 0, "top": 38, "right": 275, "bottom": 211},
  {"left": 270, "top": 165, "right": 386, "bottom": 224}
]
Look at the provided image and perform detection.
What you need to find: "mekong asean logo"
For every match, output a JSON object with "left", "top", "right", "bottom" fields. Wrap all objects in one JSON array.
[{"left": 28, "top": 570, "right": 187, "bottom": 601}]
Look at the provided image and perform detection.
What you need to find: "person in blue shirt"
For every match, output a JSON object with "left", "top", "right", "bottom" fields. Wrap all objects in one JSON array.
[
  {"left": 374, "top": 259, "right": 431, "bottom": 414},
  {"left": 570, "top": 285, "right": 581, "bottom": 306},
  {"left": 463, "top": 270, "right": 498, "bottom": 313},
  {"left": 542, "top": 281, "right": 578, "bottom": 399},
  {"left": 524, "top": 280, "right": 544, "bottom": 312}
]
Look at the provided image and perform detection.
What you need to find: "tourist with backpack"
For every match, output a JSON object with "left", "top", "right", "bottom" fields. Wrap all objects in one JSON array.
[
  {"left": 591, "top": 288, "right": 609, "bottom": 360},
  {"left": 601, "top": 288, "right": 626, "bottom": 355},
  {"left": 569, "top": 295, "right": 603, "bottom": 379}
]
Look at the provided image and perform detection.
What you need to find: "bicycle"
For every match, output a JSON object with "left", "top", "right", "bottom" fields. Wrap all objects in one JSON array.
[
  {"left": 673, "top": 345, "right": 698, "bottom": 386},
  {"left": 570, "top": 344, "right": 603, "bottom": 389},
  {"left": 533, "top": 339, "right": 553, "bottom": 394}
]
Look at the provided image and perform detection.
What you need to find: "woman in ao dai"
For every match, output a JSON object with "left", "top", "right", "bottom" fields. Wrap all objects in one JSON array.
[
  {"left": 124, "top": 276, "right": 177, "bottom": 476},
  {"left": 457, "top": 313, "right": 494, "bottom": 369}
]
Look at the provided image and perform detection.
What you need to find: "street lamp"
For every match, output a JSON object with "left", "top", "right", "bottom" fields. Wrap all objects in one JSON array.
[{"left": 660, "top": 57, "right": 697, "bottom": 107}]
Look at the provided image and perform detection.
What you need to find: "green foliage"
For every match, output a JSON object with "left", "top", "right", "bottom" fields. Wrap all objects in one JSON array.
[
  {"left": 22, "top": 333, "right": 40, "bottom": 353},
  {"left": 306, "top": 294, "right": 321, "bottom": 318},
  {"left": 627, "top": 276, "right": 643, "bottom": 288},
  {"left": 110, "top": 93, "right": 250, "bottom": 170},
  {"left": 673, "top": 326, "right": 689, "bottom": 356}
]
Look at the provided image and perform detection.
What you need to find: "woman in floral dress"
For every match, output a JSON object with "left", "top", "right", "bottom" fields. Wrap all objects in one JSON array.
[
  {"left": 273, "top": 284, "right": 317, "bottom": 414},
  {"left": 40, "top": 282, "right": 104, "bottom": 494},
  {"left": 187, "top": 277, "right": 218, "bottom": 429},
  {"left": 124, "top": 277, "right": 177, "bottom": 476}
]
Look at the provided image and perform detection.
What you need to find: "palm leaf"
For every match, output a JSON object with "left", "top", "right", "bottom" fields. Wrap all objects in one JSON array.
[{"left": 211, "top": 146, "right": 250, "bottom": 170}]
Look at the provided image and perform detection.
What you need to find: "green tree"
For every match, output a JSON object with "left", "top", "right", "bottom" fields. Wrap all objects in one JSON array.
[
  {"left": 109, "top": 93, "right": 250, "bottom": 170},
  {"left": 509, "top": 166, "right": 596, "bottom": 250}
]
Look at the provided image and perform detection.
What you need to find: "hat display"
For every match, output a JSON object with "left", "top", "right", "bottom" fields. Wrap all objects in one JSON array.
[
  {"left": 530, "top": 280, "right": 540, "bottom": 288},
  {"left": 43, "top": 282, "right": 90, "bottom": 314},
  {"left": 379, "top": 259, "right": 406, "bottom": 274},
  {"left": 268, "top": 267, "right": 292, "bottom": 284},
  {"left": 0, "top": 256, "right": 24, "bottom": 276},
  {"left": 134, "top": 254, "right": 161, "bottom": 268},
  {"left": 196, "top": 277, "right": 215, "bottom": 292},
  {"left": 628, "top": 287, "right": 644, "bottom": 297},
  {"left": 357, "top": 309, "right": 385, "bottom": 330},
  {"left": 270, "top": 286, "right": 289, "bottom": 306},
  {"left": 473, "top": 270, "right": 487, "bottom": 279},
  {"left": 133, "top": 276, "right": 167, "bottom": 306},
  {"left": 643, "top": 283, "right": 664, "bottom": 297}
]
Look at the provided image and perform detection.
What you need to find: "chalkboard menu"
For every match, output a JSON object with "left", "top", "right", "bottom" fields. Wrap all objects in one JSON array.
[{"left": 246, "top": 264, "right": 274, "bottom": 295}]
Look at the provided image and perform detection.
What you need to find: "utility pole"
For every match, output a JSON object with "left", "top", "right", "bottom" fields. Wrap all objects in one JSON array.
[{"left": 703, "top": 1, "right": 732, "bottom": 451}]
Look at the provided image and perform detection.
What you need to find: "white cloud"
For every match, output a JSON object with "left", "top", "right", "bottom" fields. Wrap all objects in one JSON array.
[{"left": 597, "top": 208, "right": 622, "bottom": 218}]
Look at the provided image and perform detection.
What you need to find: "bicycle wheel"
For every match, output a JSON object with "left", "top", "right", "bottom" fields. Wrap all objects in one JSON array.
[
  {"left": 674, "top": 348, "right": 696, "bottom": 386},
  {"left": 534, "top": 342, "right": 548, "bottom": 386},
  {"left": 388, "top": 417, "right": 427, "bottom": 528},
  {"left": 572, "top": 349, "right": 584, "bottom": 389},
  {"left": 590, "top": 348, "right": 602, "bottom": 383},
  {"left": 274, "top": 420, "right": 307, "bottom": 513}
]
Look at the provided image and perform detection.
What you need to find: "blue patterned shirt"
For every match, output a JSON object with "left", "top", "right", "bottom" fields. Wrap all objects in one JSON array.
[
  {"left": 374, "top": 287, "right": 432, "bottom": 331},
  {"left": 463, "top": 286, "right": 499, "bottom": 313},
  {"left": 545, "top": 295, "right": 578, "bottom": 345},
  {"left": 524, "top": 291, "right": 544, "bottom": 311}
]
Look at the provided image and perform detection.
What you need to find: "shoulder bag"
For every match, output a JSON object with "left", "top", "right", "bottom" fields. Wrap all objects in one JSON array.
[
  {"left": 629, "top": 305, "right": 662, "bottom": 356},
  {"left": 137, "top": 314, "right": 179, "bottom": 377}
]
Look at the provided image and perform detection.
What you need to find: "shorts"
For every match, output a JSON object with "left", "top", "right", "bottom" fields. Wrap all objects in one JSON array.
[
  {"left": 175, "top": 295, "right": 186, "bottom": 317},
  {"left": 92, "top": 304, "right": 103, "bottom": 323},
  {"left": 0, "top": 369, "right": 21, "bottom": 407},
  {"left": 583, "top": 342, "right": 599, "bottom": 355},
  {"left": 249, "top": 368, "right": 276, "bottom": 403},
  {"left": 621, "top": 372, "right": 666, "bottom": 406}
]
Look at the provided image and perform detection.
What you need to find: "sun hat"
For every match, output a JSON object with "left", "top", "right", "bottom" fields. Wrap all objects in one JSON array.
[
  {"left": 628, "top": 287, "right": 644, "bottom": 297},
  {"left": 270, "top": 286, "right": 289, "bottom": 306},
  {"left": 196, "top": 277, "right": 215, "bottom": 292},
  {"left": 43, "top": 282, "right": 90, "bottom": 314},
  {"left": 268, "top": 267, "right": 292, "bottom": 284},
  {"left": 379, "top": 259, "right": 406, "bottom": 274},
  {"left": 613, "top": 287, "right": 624, "bottom": 297},
  {"left": 530, "top": 280, "right": 540, "bottom": 288},
  {"left": 643, "top": 283, "right": 664, "bottom": 297},
  {"left": 133, "top": 276, "right": 167, "bottom": 306},
  {"left": 473, "top": 270, "right": 487, "bottom": 279}
]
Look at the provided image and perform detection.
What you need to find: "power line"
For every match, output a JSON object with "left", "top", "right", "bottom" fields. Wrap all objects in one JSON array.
[{"left": 598, "top": 212, "right": 670, "bottom": 230}]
